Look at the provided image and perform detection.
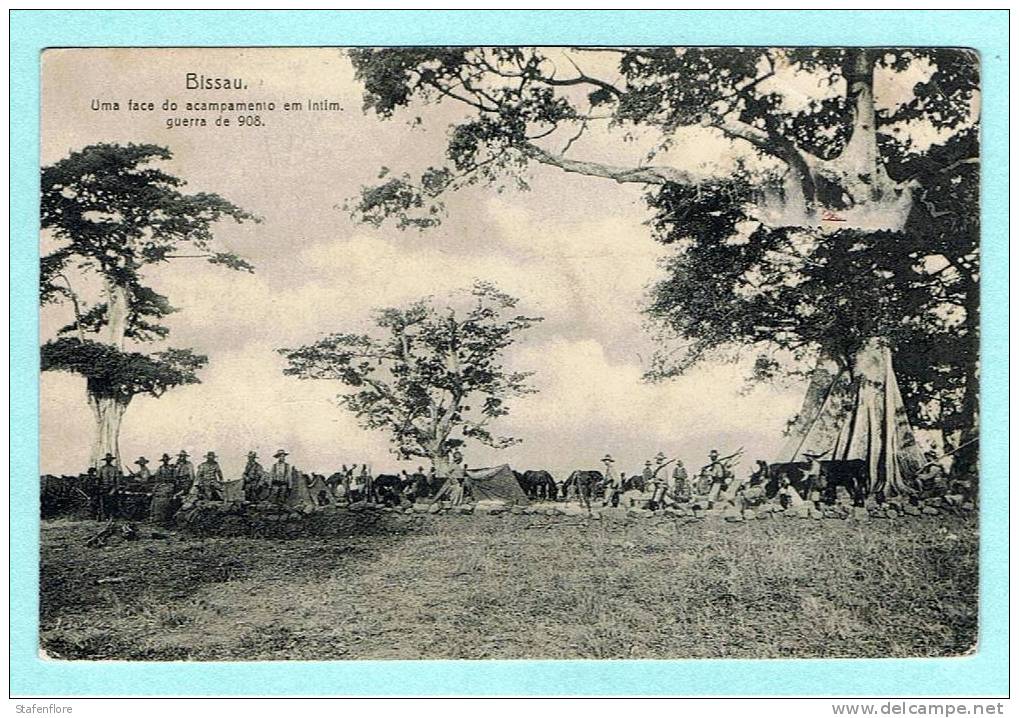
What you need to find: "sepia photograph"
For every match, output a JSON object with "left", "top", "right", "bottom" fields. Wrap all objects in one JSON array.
[{"left": 37, "top": 44, "right": 980, "bottom": 663}]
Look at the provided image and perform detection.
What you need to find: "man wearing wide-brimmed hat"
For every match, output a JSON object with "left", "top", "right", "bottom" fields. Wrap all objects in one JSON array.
[
  {"left": 671, "top": 460, "right": 691, "bottom": 503},
  {"left": 601, "top": 453, "right": 621, "bottom": 508},
  {"left": 95, "top": 452, "right": 121, "bottom": 520},
  {"left": 173, "top": 450, "right": 196, "bottom": 496},
  {"left": 131, "top": 456, "right": 152, "bottom": 483},
  {"left": 153, "top": 453, "right": 175, "bottom": 482},
  {"left": 701, "top": 449, "right": 733, "bottom": 504},
  {"left": 269, "top": 449, "right": 294, "bottom": 504},
  {"left": 194, "top": 451, "right": 225, "bottom": 501},
  {"left": 150, "top": 453, "right": 178, "bottom": 524},
  {"left": 647, "top": 452, "right": 677, "bottom": 509},
  {"left": 242, "top": 450, "right": 268, "bottom": 502}
]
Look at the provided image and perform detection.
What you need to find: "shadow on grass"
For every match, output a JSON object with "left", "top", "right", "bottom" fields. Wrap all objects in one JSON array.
[{"left": 39, "top": 507, "right": 424, "bottom": 660}]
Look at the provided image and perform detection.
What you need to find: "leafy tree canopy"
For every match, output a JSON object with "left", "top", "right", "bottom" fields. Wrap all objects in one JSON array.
[
  {"left": 41, "top": 337, "right": 206, "bottom": 401},
  {"left": 41, "top": 143, "right": 258, "bottom": 330}
]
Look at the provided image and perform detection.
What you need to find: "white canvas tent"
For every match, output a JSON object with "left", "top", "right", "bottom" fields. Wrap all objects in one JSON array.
[{"left": 777, "top": 339, "right": 925, "bottom": 496}]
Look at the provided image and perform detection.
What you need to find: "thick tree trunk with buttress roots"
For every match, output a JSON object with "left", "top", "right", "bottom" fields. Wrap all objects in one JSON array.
[
  {"left": 87, "top": 390, "right": 131, "bottom": 470},
  {"left": 778, "top": 340, "right": 926, "bottom": 496}
]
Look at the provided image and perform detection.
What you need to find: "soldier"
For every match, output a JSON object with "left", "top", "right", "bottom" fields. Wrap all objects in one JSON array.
[
  {"left": 672, "top": 460, "right": 690, "bottom": 503},
  {"left": 348, "top": 465, "right": 365, "bottom": 503},
  {"left": 648, "top": 452, "right": 675, "bottom": 508},
  {"left": 174, "top": 450, "right": 196, "bottom": 496},
  {"left": 701, "top": 449, "right": 732, "bottom": 504},
  {"left": 150, "top": 454, "right": 178, "bottom": 525},
  {"left": 411, "top": 466, "right": 430, "bottom": 501},
  {"left": 269, "top": 449, "right": 294, "bottom": 504},
  {"left": 131, "top": 456, "right": 152, "bottom": 483},
  {"left": 427, "top": 466, "right": 441, "bottom": 497},
  {"left": 242, "top": 450, "right": 267, "bottom": 502},
  {"left": 778, "top": 475, "right": 805, "bottom": 509},
  {"left": 433, "top": 451, "right": 467, "bottom": 505},
  {"left": 96, "top": 452, "right": 121, "bottom": 520},
  {"left": 194, "top": 451, "right": 225, "bottom": 501},
  {"left": 359, "top": 463, "right": 374, "bottom": 503},
  {"left": 448, "top": 451, "right": 468, "bottom": 505},
  {"left": 601, "top": 454, "right": 621, "bottom": 508},
  {"left": 153, "top": 453, "right": 175, "bottom": 482},
  {"left": 81, "top": 467, "right": 100, "bottom": 519}
]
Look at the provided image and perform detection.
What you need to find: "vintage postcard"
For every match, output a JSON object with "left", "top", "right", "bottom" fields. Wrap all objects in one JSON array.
[{"left": 37, "top": 45, "right": 980, "bottom": 663}]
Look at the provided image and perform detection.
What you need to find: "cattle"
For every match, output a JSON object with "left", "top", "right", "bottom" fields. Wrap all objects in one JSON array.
[
  {"left": 769, "top": 459, "right": 868, "bottom": 506},
  {"left": 514, "top": 469, "right": 558, "bottom": 500},
  {"left": 816, "top": 459, "right": 868, "bottom": 505}
]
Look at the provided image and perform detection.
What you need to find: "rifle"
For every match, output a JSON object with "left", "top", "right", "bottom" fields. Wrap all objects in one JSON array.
[
  {"left": 913, "top": 438, "right": 979, "bottom": 475},
  {"left": 698, "top": 447, "right": 744, "bottom": 473},
  {"left": 650, "top": 457, "right": 677, "bottom": 478}
]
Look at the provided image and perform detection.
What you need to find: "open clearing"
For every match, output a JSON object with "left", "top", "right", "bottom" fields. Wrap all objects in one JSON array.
[{"left": 40, "top": 509, "right": 978, "bottom": 660}]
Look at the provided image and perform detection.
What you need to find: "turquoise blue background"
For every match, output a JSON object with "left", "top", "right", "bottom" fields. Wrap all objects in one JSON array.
[{"left": 10, "top": 10, "right": 1009, "bottom": 696}]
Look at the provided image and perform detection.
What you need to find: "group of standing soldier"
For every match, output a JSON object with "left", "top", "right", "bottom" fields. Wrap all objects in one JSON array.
[
  {"left": 85, "top": 449, "right": 209, "bottom": 521},
  {"left": 84, "top": 448, "right": 268, "bottom": 522}
]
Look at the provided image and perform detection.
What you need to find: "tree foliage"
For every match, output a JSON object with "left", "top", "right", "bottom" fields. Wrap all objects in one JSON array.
[
  {"left": 346, "top": 47, "right": 980, "bottom": 432},
  {"left": 280, "top": 282, "right": 542, "bottom": 463},
  {"left": 40, "top": 143, "right": 258, "bottom": 403},
  {"left": 41, "top": 337, "right": 206, "bottom": 401}
]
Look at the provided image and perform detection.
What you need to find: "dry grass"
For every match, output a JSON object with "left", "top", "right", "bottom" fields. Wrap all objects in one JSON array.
[{"left": 39, "top": 509, "right": 978, "bottom": 660}]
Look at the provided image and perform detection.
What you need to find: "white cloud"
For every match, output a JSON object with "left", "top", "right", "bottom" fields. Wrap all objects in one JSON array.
[{"left": 39, "top": 48, "right": 811, "bottom": 480}]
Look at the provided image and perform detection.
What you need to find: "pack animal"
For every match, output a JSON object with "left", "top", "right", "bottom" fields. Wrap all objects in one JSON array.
[{"left": 515, "top": 470, "right": 557, "bottom": 500}]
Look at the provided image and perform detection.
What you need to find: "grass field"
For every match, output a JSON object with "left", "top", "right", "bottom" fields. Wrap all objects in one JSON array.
[{"left": 39, "top": 507, "right": 978, "bottom": 660}]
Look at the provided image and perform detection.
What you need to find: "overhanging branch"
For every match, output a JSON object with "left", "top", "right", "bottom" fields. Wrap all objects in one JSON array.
[{"left": 521, "top": 142, "right": 694, "bottom": 186}]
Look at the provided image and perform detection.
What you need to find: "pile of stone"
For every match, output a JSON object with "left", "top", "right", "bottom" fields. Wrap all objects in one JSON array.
[{"left": 619, "top": 493, "right": 976, "bottom": 524}]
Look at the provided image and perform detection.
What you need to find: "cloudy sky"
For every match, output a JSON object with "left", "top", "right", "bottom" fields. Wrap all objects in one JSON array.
[{"left": 39, "top": 47, "right": 823, "bottom": 479}]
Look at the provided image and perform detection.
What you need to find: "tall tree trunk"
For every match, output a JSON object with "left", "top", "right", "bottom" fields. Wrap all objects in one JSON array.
[
  {"left": 763, "top": 49, "right": 912, "bottom": 232},
  {"left": 780, "top": 340, "right": 925, "bottom": 496},
  {"left": 841, "top": 48, "right": 881, "bottom": 200},
  {"left": 104, "top": 280, "right": 130, "bottom": 350},
  {"left": 424, "top": 429, "right": 457, "bottom": 477},
  {"left": 87, "top": 388, "right": 131, "bottom": 470},
  {"left": 87, "top": 280, "right": 132, "bottom": 468}
]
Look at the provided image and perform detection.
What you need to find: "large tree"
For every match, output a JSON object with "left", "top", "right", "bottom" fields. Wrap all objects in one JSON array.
[
  {"left": 345, "top": 47, "right": 979, "bottom": 446},
  {"left": 279, "top": 282, "right": 542, "bottom": 474},
  {"left": 41, "top": 143, "right": 258, "bottom": 468}
]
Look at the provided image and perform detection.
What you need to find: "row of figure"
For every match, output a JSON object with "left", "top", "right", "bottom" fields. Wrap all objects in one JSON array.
[{"left": 592, "top": 449, "right": 744, "bottom": 509}]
